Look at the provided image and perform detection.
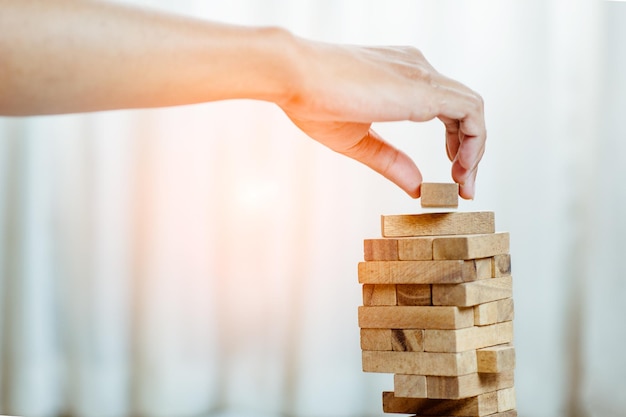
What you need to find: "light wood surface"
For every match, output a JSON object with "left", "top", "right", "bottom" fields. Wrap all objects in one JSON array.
[
  {"left": 397, "top": 284, "right": 432, "bottom": 306},
  {"left": 358, "top": 259, "right": 489, "bottom": 285},
  {"left": 362, "top": 350, "right": 477, "bottom": 376},
  {"left": 394, "top": 374, "right": 427, "bottom": 398},
  {"left": 382, "top": 390, "right": 497, "bottom": 416},
  {"left": 364, "top": 238, "right": 399, "bottom": 261},
  {"left": 392, "top": 329, "right": 425, "bottom": 352},
  {"left": 360, "top": 328, "right": 392, "bottom": 351},
  {"left": 426, "top": 371, "right": 515, "bottom": 399},
  {"left": 477, "top": 344, "right": 516, "bottom": 373},
  {"left": 358, "top": 305, "right": 475, "bottom": 330},
  {"left": 382, "top": 212, "right": 495, "bottom": 237},
  {"left": 420, "top": 182, "right": 460, "bottom": 209},
  {"left": 424, "top": 322, "right": 514, "bottom": 353},
  {"left": 474, "top": 298, "right": 514, "bottom": 326},
  {"left": 432, "top": 276, "right": 513, "bottom": 307},
  {"left": 433, "top": 233, "right": 510, "bottom": 260},
  {"left": 363, "top": 284, "right": 397, "bottom": 306}
]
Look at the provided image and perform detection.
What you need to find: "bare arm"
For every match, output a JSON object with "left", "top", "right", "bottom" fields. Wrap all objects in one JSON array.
[{"left": 0, "top": 0, "right": 485, "bottom": 198}]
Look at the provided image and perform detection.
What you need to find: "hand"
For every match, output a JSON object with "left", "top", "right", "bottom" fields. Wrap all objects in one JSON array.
[{"left": 280, "top": 42, "right": 486, "bottom": 199}]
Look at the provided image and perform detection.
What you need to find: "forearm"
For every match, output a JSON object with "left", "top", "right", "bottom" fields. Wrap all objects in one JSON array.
[{"left": 0, "top": 0, "right": 300, "bottom": 115}]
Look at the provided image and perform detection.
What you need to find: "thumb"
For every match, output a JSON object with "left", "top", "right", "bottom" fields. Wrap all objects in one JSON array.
[{"left": 340, "top": 128, "right": 422, "bottom": 198}]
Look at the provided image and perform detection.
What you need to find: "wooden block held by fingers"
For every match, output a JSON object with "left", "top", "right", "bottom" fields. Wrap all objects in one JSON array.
[
  {"left": 492, "top": 254, "right": 512, "bottom": 277},
  {"left": 394, "top": 374, "right": 427, "bottom": 398},
  {"left": 382, "top": 390, "right": 498, "bottom": 416},
  {"left": 363, "top": 284, "right": 397, "bottom": 306},
  {"left": 382, "top": 212, "right": 495, "bottom": 237},
  {"left": 358, "top": 259, "right": 489, "bottom": 285},
  {"left": 497, "top": 387, "right": 516, "bottom": 412},
  {"left": 477, "top": 344, "right": 516, "bottom": 373},
  {"left": 420, "top": 182, "right": 459, "bottom": 208},
  {"left": 424, "top": 321, "right": 514, "bottom": 353},
  {"left": 398, "top": 237, "right": 435, "bottom": 260},
  {"left": 396, "top": 284, "right": 432, "bottom": 306},
  {"left": 360, "top": 328, "right": 392, "bottom": 351},
  {"left": 364, "top": 239, "right": 398, "bottom": 261},
  {"left": 426, "top": 371, "right": 515, "bottom": 399},
  {"left": 432, "top": 276, "right": 513, "bottom": 307},
  {"left": 358, "top": 305, "right": 475, "bottom": 330},
  {"left": 362, "top": 350, "right": 477, "bottom": 376},
  {"left": 433, "top": 233, "right": 510, "bottom": 260},
  {"left": 474, "top": 298, "right": 515, "bottom": 326},
  {"left": 392, "top": 329, "right": 424, "bottom": 352}
]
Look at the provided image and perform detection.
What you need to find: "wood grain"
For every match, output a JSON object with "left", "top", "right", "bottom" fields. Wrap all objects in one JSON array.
[
  {"left": 474, "top": 298, "right": 514, "bottom": 326},
  {"left": 362, "top": 350, "right": 477, "bottom": 376},
  {"left": 360, "top": 328, "right": 392, "bottom": 351},
  {"left": 358, "top": 260, "right": 488, "bottom": 285},
  {"left": 477, "top": 344, "right": 516, "bottom": 373},
  {"left": 392, "top": 329, "right": 424, "bottom": 352},
  {"left": 397, "top": 284, "right": 432, "bottom": 306},
  {"left": 382, "top": 212, "right": 495, "bottom": 237},
  {"left": 492, "top": 254, "right": 512, "bottom": 277},
  {"left": 497, "top": 387, "right": 516, "bottom": 412},
  {"left": 358, "top": 305, "right": 475, "bottom": 330},
  {"left": 426, "top": 371, "right": 515, "bottom": 399},
  {"left": 394, "top": 374, "right": 427, "bottom": 398},
  {"left": 398, "top": 237, "right": 435, "bottom": 260},
  {"left": 364, "top": 238, "right": 398, "bottom": 261},
  {"left": 423, "top": 322, "right": 514, "bottom": 353},
  {"left": 363, "top": 284, "right": 397, "bottom": 306},
  {"left": 433, "top": 233, "right": 510, "bottom": 260},
  {"left": 432, "top": 276, "right": 513, "bottom": 307},
  {"left": 382, "top": 390, "right": 497, "bottom": 416},
  {"left": 420, "top": 182, "right": 459, "bottom": 208}
]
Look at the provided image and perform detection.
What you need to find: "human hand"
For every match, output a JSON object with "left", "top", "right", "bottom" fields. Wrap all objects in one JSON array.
[{"left": 280, "top": 41, "right": 486, "bottom": 199}]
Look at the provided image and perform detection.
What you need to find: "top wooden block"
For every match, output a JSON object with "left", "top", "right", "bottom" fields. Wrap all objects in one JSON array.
[
  {"left": 382, "top": 212, "right": 495, "bottom": 237},
  {"left": 421, "top": 182, "right": 459, "bottom": 208}
]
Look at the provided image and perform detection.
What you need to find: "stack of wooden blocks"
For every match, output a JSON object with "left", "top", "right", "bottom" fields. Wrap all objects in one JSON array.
[{"left": 358, "top": 183, "right": 517, "bottom": 417}]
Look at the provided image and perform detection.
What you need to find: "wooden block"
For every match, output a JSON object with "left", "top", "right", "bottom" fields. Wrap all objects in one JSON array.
[
  {"left": 475, "top": 258, "right": 493, "bottom": 279},
  {"left": 420, "top": 182, "right": 459, "bottom": 208},
  {"left": 382, "top": 212, "right": 495, "bottom": 237},
  {"left": 497, "top": 387, "right": 516, "bottom": 412},
  {"left": 424, "top": 322, "right": 514, "bottom": 353},
  {"left": 362, "top": 350, "right": 477, "bottom": 376},
  {"left": 382, "top": 390, "right": 497, "bottom": 416},
  {"left": 432, "top": 276, "right": 513, "bottom": 307},
  {"left": 364, "top": 238, "right": 398, "bottom": 261},
  {"left": 398, "top": 237, "right": 435, "bottom": 260},
  {"left": 474, "top": 299, "right": 514, "bottom": 326},
  {"left": 426, "top": 371, "right": 515, "bottom": 399},
  {"left": 360, "top": 328, "right": 392, "bottom": 351},
  {"left": 394, "top": 374, "right": 427, "bottom": 398},
  {"left": 358, "top": 260, "right": 487, "bottom": 285},
  {"left": 492, "top": 254, "right": 512, "bottom": 277},
  {"left": 392, "top": 329, "right": 424, "bottom": 352},
  {"left": 477, "top": 344, "right": 516, "bottom": 373},
  {"left": 397, "top": 284, "right": 432, "bottom": 306},
  {"left": 363, "top": 284, "right": 397, "bottom": 306},
  {"left": 496, "top": 298, "right": 514, "bottom": 323},
  {"left": 358, "top": 306, "right": 475, "bottom": 330},
  {"left": 433, "top": 233, "right": 510, "bottom": 260}
]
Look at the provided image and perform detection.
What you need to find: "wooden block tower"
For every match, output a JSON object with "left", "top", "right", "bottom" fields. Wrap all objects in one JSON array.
[{"left": 358, "top": 183, "right": 517, "bottom": 417}]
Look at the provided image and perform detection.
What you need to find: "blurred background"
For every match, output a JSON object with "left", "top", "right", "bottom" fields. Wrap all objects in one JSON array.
[{"left": 1, "top": 0, "right": 625, "bottom": 416}]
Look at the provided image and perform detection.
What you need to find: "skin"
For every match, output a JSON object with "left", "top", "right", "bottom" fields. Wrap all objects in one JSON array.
[{"left": 0, "top": 0, "right": 486, "bottom": 199}]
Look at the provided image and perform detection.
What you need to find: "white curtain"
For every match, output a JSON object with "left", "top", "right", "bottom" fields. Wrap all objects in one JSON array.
[{"left": 1, "top": 1, "right": 624, "bottom": 416}]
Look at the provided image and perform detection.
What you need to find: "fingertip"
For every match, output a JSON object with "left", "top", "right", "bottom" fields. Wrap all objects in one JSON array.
[{"left": 459, "top": 182, "right": 475, "bottom": 200}]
